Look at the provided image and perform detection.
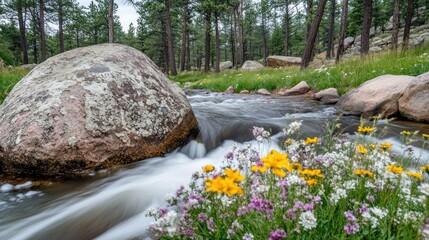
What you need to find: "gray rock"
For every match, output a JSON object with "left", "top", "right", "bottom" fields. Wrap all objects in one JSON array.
[
  {"left": 257, "top": 89, "right": 271, "bottom": 95},
  {"left": 240, "top": 90, "right": 250, "bottom": 94},
  {"left": 344, "top": 37, "right": 355, "bottom": 49},
  {"left": 280, "top": 81, "right": 310, "bottom": 96},
  {"left": 399, "top": 72, "right": 429, "bottom": 122},
  {"left": 266, "top": 56, "right": 301, "bottom": 68},
  {"left": 337, "top": 75, "right": 414, "bottom": 118},
  {"left": 220, "top": 61, "right": 233, "bottom": 70},
  {"left": 315, "top": 88, "right": 340, "bottom": 104},
  {"left": 240, "top": 60, "right": 264, "bottom": 71},
  {"left": 411, "top": 37, "right": 425, "bottom": 46},
  {"left": 369, "top": 46, "right": 383, "bottom": 53},
  {"left": 226, "top": 86, "right": 235, "bottom": 94},
  {"left": 0, "top": 43, "right": 199, "bottom": 177}
]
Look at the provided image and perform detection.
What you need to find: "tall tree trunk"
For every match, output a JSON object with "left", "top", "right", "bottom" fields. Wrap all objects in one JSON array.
[
  {"left": 336, "top": 0, "right": 348, "bottom": 63},
  {"left": 301, "top": 0, "right": 328, "bottom": 69},
  {"left": 204, "top": 12, "right": 211, "bottom": 72},
  {"left": 215, "top": 12, "right": 220, "bottom": 73},
  {"left": 232, "top": 6, "right": 238, "bottom": 69},
  {"left": 165, "top": 0, "right": 177, "bottom": 75},
  {"left": 186, "top": 33, "right": 191, "bottom": 71},
  {"left": 108, "top": 0, "right": 114, "bottom": 43},
  {"left": 39, "top": 0, "right": 46, "bottom": 61},
  {"left": 326, "top": 0, "right": 335, "bottom": 59},
  {"left": 58, "top": 0, "right": 65, "bottom": 53},
  {"left": 391, "top": 0, "right": 400, "bottom": 50},
  {"left": 306, "top": 0, "right": 314, "bottom": 41},
  {"left": 261, "top": 1, "right": 268, "bottom": 65},
  {"left": 361, "top": 0, "right": 373, "bottom": 56},
  {"left": 180, "top": 3, "right": 188, "bottom": 72},
  {"left": 17, "top": 0, "right": 29, "bottom": 64},
  {"left": 284, "top": 0, "right": 289, "bottom": 56},
  {"left": 403, "top": 0, "right": 414, "bottom": 49},
  {"left": 238, "top": 1, "right": 244, "bottom": 64}
]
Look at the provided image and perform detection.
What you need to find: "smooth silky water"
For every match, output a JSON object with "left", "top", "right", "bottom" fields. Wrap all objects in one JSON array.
[{"left": 0, "top": 90, "right": 428, "bottom": 240}]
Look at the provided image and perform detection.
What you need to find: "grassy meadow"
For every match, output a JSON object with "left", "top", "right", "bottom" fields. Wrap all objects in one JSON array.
[
  {"left": 172, "top": 44, "right": 429, "bottom": 95},
  {"left": 0, "top": 64, "right": 29, "bottom": 103}
]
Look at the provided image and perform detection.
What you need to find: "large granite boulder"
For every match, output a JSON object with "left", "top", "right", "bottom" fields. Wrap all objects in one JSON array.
[
  {"left": 220, "top": 61, "right": 233, "bottom": 70},
  {"left": 337, "top": 75, "right": 414, "bottom": 118},
  {"left": 240, "top": 60, "right": 264, "bottom": 71},
  {"left": 399, "top": 72, "right": 429, "bottom": 122},
  {"left": 266, "top": 56, "right": 301, "bottom": 68},
  {"left": 0, "top": 44, "right": 199, "bottom": 177},
  {"left": 344, "top": 37, "right": 355, "bottom": 50}
]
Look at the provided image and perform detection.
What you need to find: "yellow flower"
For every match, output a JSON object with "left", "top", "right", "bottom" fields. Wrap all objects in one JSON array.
[
  {"left": 202, "top": 165, "right": 215, "bottom": 173},
  {"left": 291, "top": 163, "right": 302, "bottom": 171},
  {"left": 357, "top": 144, "right": 368, "bottom": 154},
  {"left": 358, "top": 126, "right": 376, "bottom": 134},
  {"left": 369, "top": 144, "right": 377, "bottom": 149},
  {"left": 401, "top": 130, "right": 411, "bottom": 136},
  {"left": 379, "top": 142, "right": 393, "bottom": 151},
  {"left": 224, "top": 168, "right": 245, "bottom": 183},
  {"left": 300, "top": 169, "right": 324, "bottom": 178},
  {"left": 306, "top": 179, "right": 318, "bottom": 185},
  {"left": 423, "top": 134, "right": 429, "bottom": 140},
  {"left": 304, "top": 137, "right": 319, "bottom": 145},
  {"left": 405, "top": 171, "right": 423, "bottom": 180},
  {"left": 354, "top": 169, "right": 374, "bottom": 177},
  {"left": 284, "top": 138, "right": 293, "bottom": 145},
  {"left": 259, "top": 150, "right": 290, "bottom": 177},
  {"left": 205, "top": 176, "right": 244, "bottom": 196},
  {"left": 387, "top": 164, "right": 404, "bottom": 174},
  {"left": 420, "top": 164, "right": 429, "bottom": 173},
  {"left": 251, "top": 165, "right": 267, "bottom": 173}
]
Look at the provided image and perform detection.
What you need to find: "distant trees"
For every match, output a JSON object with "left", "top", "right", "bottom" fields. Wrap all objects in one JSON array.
[{"left": 1, "top": 0, "right": 429, "bottom": 70}]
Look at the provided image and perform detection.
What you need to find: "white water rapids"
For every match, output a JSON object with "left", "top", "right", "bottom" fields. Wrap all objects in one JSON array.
[{"left": 0, "top": 91, "right": 427, "bottom": 239}]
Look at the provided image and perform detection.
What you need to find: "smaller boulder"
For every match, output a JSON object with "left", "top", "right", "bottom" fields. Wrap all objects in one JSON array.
[
  {"left": 240, "top": 90, "right": 250, "bottom": 94},
  {"left": 257, "top": 89, "right": 271, "bottom": 95},
  {"left": 344, "top": 37, "right": 355, "bottom": 49},
  {"left": 240, "top": 60, "right": 264, "bottom": 71},
  {"left": 220, "top": 61, "right": 233, "bottom": 70},
  {"left": 369, "top": 46, "right": 382, "bottom": 53},
  {"left": 280, "top": 81, "right": 310, "bottom": 96},
  {"left": 399, "top": 72, "right": 429, "bottom": 122},
  {"left": 337, "top": 75, "right": 414, "bottom": 118},
  {"left": 226, "top": 86, "right": 235, "bottom": 94},
  {"left": 266, "top": 56, "right": 301, "bottom": 68},
  {"left": 315, "top": 88, "right": 340, "bottom": 104}
]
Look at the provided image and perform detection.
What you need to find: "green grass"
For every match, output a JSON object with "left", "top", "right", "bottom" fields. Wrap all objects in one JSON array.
[
  {"left": 172, "top": 44, "right": 429, "bottom": 95},
  {"left": 0, "top": 65, "right": 29, "bottom": 103}
]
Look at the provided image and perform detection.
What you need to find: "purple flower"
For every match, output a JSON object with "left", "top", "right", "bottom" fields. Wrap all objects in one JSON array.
[
  {"left": 358, "top": 203, "right": 369, "bottom": 215},
  {"left": 158, "top": 208, "right": 168, "bottom": 218},
  {"left": 269, "top": 228, "right": 287, "bottom": 240},
  {"left": 344, "top": 211, "right": 357, "bottom": 222},
  {"left": 303, "top": 203, "right": 314, "bottom": 211},
  {"left": 198, "top": 213, "right": 208, "bottom": 222},
  {"left": 313, "top": 196, "right": 322, "bottom": 204},
  {"left": 252, "top": 126, "right": 264, "bottom": 138},
  {"left": 225, "top": 151, "right": 234, "bottom": 160},
  {"left": 207, "top": 217, "right": 215, "bottom": 231},
  {"left": 247, "top": 195, "right": 273, "bottom": 218},
  {"left": 183, "top": 228, "right": 195, "bottom": 238},
  {"left": 366, "top": 195, "right": 375, "bottom": 203},
  {"left": 344, "top": 223, "right": 360, "bottom": 235}
]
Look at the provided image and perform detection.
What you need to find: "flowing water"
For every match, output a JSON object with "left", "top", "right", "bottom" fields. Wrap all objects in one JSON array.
[{"left": 0, "top": 91, "right": 428, "bottom": 240}]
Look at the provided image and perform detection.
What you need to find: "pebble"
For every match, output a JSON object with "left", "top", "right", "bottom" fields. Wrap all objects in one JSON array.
[{"left": 0, "top": 183, "right": 14, "bottom": 192}]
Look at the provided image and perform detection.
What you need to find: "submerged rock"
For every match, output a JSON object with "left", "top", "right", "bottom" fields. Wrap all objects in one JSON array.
[
  {"left": 315, "top": 88, "right": 340, "bottom": 104},
  {"left": 0, "top": 43, "right": 199, "bottom": 177},
  {"left": 337, "top": 75, "right": 414, "bottom": 118},
  {"left": 399, "top": 72, "right": 429, "bottom": 122}
]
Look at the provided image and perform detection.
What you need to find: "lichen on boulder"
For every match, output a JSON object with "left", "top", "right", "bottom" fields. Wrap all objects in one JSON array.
[{"left": 0, "top": 43, "right": 199, "bottom": 177}]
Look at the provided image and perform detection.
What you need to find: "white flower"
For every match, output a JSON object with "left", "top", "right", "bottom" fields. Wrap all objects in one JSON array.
[
  {"left": 329, "top": 188, "right": 347, "bottom": 204},
  {"left": 419, "top": 183, "right": 429, "bottom": 196},
  {"left": 286, "top": 174, "right": 304, "bottom": 186},
  {"left": 299, "top": 211, "right": 317, "bottom": 230},
  {"left": 220, "top": 195, "right": 233, "bottom": 206},
  {"left": 165, "top": 193, "right": 176, "bottom": 205},
  {"left": 242, "top": 233, "right": 254, "bottom": 240},
  {"left": 145, "top": 207, "right": 158, "bottom": 217},
  {"left": 343, "top": 180, "right": 356, "bottom": 190}
]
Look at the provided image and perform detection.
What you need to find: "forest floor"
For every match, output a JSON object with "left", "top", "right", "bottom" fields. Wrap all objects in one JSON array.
[
  {"left": 1, "top": 43, "right": 429, "bottom": 104},
  {"left": 172, "top": 43, "right": 429, "bottom": 95}
]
